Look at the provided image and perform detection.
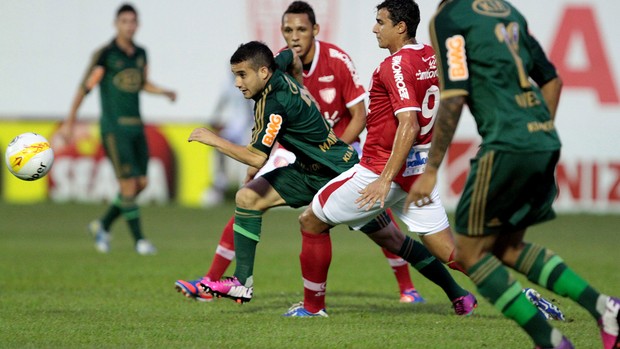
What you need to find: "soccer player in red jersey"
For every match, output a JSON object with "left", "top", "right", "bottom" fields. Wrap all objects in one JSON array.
[{"left": 284, "top": 0, "right": 477, "bottom": 317}]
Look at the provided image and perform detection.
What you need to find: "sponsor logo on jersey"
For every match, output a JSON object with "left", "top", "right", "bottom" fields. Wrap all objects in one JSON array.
[
  {"left": 391, "top": 55, "right": 410, "bottom": 100},
  {"left": 446, "top": 35, "right": 469, "bottom": 81},
  {"left": 318, "top": 75, "right": 334, "bottom": 83},
  {"left": 262, "top": 114, "right": 283, "bottom": 147},
  {"left": 329, "top": 48, "right": 363, "bottom": 87},
  {"left": 417, "top": 55, "right": 438, "bottom": 81},
  {"left": 472, "top": 0, "right": 511, "bottom": 17},
  {"left": 319, "top": 88, "right": 337, "bottom": 104}
]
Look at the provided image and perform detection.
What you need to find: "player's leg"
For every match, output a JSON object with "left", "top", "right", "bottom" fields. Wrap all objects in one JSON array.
[
  {"left": 178, "top": 148, "right": 298, "bottom": 302},
  {"left": 454, "top": 150, "right": 573, "bottom": 347},
  {"left": 363, "top": 214, "right": 476, "bottom": 316},
  {"left": 285, "top": 166, "right": 367, "bottom": 317},
  {"left": 383, "top": 209, "right": 424, "bottom": 303},
  {"left": 493, "top": 151, "right": 618, "bottom": 347}
]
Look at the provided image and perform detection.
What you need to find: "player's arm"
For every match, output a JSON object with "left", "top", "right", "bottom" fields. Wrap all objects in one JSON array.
[
  {"left": 188, "top": 127, "right": 268, "bottom": 169},
  {"left": 338, "top": 100, "right": 366, "bottom": 145},
  {"left": 525, "top": 26, "right": 562, "bottom": 120},
  {"left": 62, "top": 65, "right": 105, "bottom": 142},
  {"left": 357, "top": 110, "right": 418, "bottom": 210},
  {"left": 142, "top": 65, "right": 177, "bottom": 102},
  {"left": 540, "top": 77, "right": 562, "bottom": 121},
  {"left": 405, "top": 95, "right": 465, "bottom": 208}
]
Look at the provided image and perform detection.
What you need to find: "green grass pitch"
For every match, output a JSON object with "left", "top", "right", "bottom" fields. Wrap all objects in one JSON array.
[{"left": 0, "top": 201, "right": 617, "bottom": 348}]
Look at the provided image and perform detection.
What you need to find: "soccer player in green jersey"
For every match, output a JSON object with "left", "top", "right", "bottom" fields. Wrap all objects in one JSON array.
[
  {"left": 407, "top": 1, "right": 619, "bottom": 348},
  {"left": 62, "top": 3, "right": 176, "bottom": 255},
  {"left": 188, "top": 41, "right": 358, "bottom": 303}
]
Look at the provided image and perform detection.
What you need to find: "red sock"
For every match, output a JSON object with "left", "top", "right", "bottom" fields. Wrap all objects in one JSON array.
[
  {"left": 446, "top": 249, "right": 467, "bottom": 275},
  {"left": 300, "top": 231, "right": 332, "bottom": 313},
  {"left": 384, "top": 209, "right": 415, "bottom": 292},
  {"left": 382, "top": 248, "right": 415, "bottom": 293},
  {"left": 205, "top": 216, "right": 235, "bottom": 281}
]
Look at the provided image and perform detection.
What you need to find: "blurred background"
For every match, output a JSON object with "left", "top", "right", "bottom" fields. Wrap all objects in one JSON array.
[{"left": 0, "top": 0, "right": 618, "bottom": 212}]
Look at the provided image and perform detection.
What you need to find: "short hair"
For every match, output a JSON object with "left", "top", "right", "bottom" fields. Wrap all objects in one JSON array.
[
  {"left": 376, "top": 0, "right": 420, "bottom": 39},
  {"left": 116, "top": 3, "right": 137, "bottom": 18},
  {"left": 230, "top": 41, "right": 277, "bottom": 72},
  {"left": 282, "top": 1, "right": 316, "bottom": 26}
]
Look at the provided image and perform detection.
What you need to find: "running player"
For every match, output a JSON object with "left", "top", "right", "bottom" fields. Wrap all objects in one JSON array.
[
  {"left": 407, "top": 0, "right": 619, "bottom": 348},
  {"left": 283, "top": 0, "right": 478, "bottom": 317}
]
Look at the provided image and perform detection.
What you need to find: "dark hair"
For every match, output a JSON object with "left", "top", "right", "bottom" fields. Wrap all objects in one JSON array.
[
  {"left": 376, "top": 0, "right": 420, "bottom": 39},
  {"left": 116, "top": 3, "right": 137, "bottom": 18},
  {"left": 282, "top": 1, "right": 316, "bottom": 26},
  {"left": 230, "top": 41, "right": 277, "bottom": 72}
]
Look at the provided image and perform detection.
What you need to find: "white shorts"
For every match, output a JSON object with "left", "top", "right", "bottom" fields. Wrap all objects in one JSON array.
[{"left": 311, "top": 164, "right": 449, "bottom": 235}]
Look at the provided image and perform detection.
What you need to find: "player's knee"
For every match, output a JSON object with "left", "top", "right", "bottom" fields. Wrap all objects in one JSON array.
[
  {"left": 235, "top": 187, "right": 261, "bottom": 210},
  {"left": 299, "top": 208, "right": 329, "bottom": 234}
]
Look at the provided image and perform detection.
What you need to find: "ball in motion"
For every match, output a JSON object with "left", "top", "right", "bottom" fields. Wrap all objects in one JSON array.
[{"left": 5, "top": 132, "right": 54, "bottom": 181}]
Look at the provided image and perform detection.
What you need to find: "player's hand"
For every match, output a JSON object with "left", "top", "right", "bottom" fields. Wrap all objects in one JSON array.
[
  {"left": 356, "top": 178, "right": 391, "bottom": 211},
  {"left": 405, "top": 172, "right": 437, "bottom": 211},
  {"left": 188, "top": 127, "right": 217, "bottom": 146},
  {"left": 244, "top": 166, "right": 259, "bottom": 184},
  {"left": 57, "top": 120, "right": 75, "bottom": 145},
  {"left": 165, "top": 90, "right": 177, "bottom": 102}
]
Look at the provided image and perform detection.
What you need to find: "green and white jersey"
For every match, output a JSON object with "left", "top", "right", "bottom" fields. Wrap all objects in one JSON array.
[
  {"left": 248, "top": 50, "right": 358, "bottom": 175},
  {"left": 84, "top": 39, "right": 147, "bottom": 133},
  {"left": 430, "top": 0, "right": 561, "bottom": 152}
]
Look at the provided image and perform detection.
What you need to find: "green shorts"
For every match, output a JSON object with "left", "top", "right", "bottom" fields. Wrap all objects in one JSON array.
[
  {"left": 101, "top": 128, "right": 149, "bottom": 179},
  {"left": 260, "top": 162, "right": 341, "bottom": 208},
  {"left": 455, "top": 149, "right": 560, "bottom": 236}
]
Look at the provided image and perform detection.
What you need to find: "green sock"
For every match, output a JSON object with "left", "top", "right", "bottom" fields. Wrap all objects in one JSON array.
[
  {"left": 515, "top": 242, "right": 601, "bottom": 319},
  {"left": 119, "top": 196, "right": 144, "bottom": 242},
  {"left": 101, "top": 194, "right": 122, "bottom": 231},
  {"left": 232, "top": 207, "right": 263, "bottom": 285},
  {"left": 398, "top": 235, "right": 467, "bottom": 300},
  {"left": 469, "top": 254, "right": 554, "bottom": 347}
]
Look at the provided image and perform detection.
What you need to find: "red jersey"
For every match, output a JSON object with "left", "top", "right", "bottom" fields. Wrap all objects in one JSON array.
[
  {"left": 361, "top": 43, "right": 440, "bottom": 191},
  {"left": 301, "top": 41, "right": 367, "bottom": 140}
]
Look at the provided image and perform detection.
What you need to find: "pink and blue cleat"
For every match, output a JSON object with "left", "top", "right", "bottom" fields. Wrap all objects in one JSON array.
[
  {"left": 175, "top": 277, "right": 214, "bottom": 302},
  {"left": 400, "top": 288, "right": 426, "bottom": 303}
]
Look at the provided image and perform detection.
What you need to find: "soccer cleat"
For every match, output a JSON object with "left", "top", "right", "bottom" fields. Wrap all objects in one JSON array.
[
  {"left": 400, "top": 288, "right": 426, "bottom": 303},
  {"left": 534, "top": 336, "right": 574, "bottom": 349},
  {"left": 88, "top": 220, "right": 110, "bottom": 253},
  {"left": 175, "top": 277, "right": 214, "bottom": 302},
  {"left": 136, "top": 239, "right": 157, "bottom": 255},
  {"left": 598, "top": 296, "right": 620, "bottom": 349},
  {"left": 283, "top": 302, "right": 328, "bottom": 317},
  {"left": 524, "top": 288, "right": 565, "bottom": 321},
  {"left": 452, "top": 292, "right": 478, "bottom": 316},
  {"left": 200, "top": 276, "right": 253, "bottom": 304}
]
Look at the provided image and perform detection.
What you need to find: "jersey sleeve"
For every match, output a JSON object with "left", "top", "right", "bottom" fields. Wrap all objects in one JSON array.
[
  {"left": 274, "top": 48, "right": 294, "bottom": 73},
  {"left": 380, "top": 56, "right": 420, "bottom": 116},
  {"left": 429, "top": 7, "right": 470, "bottom": 99},
  {"left": 524, "top": 28, "right": 558, "bottom": 87},
  {"left": 332, "top": 51, "right": 367, "bottom": 108},
  {"left": 247, "top": 96, "right": 286, "bottom": 158},
  {"left": 80, "top": 46, "right": 107, "bottom": 94}
]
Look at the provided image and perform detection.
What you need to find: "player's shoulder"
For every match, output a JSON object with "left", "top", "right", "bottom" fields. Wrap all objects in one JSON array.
[
  {"left": 132, "top": 43, "right": 147, "bottom": 57},
  {"left": 93, "top": 40, "right": 115, "bottom": 57},
  {"left": 318, "top": 41, "right": 354, "bottom": 62}
]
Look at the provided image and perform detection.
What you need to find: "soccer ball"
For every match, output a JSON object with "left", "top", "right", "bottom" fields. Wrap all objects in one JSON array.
[{"left": 4, "top": 132, "right": 54, "bottom": 181}]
